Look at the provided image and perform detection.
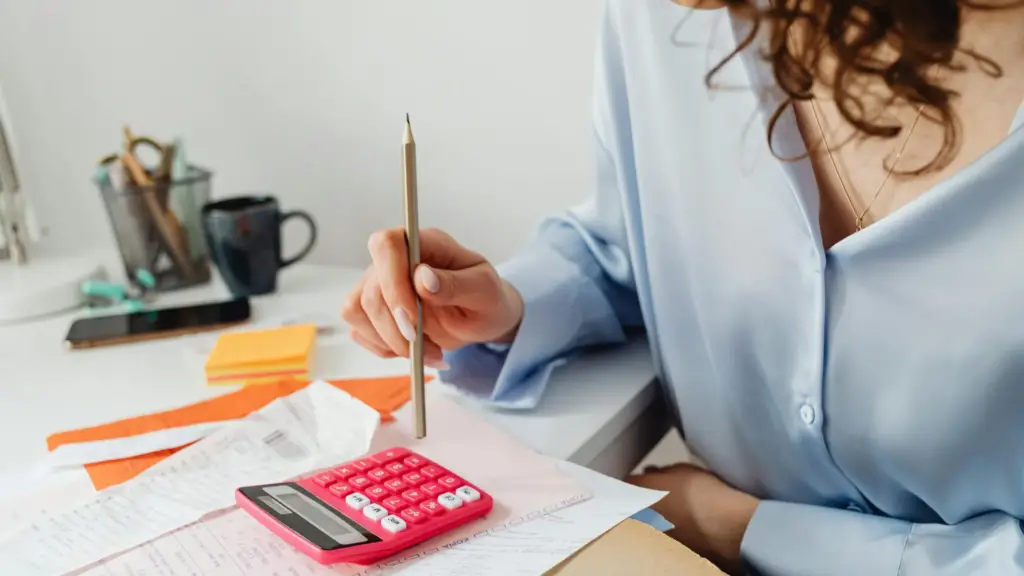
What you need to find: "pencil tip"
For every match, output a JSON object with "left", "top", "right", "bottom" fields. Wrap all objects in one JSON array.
[{"left": 406, "top": 113, "right": 410, "bottom": 124}]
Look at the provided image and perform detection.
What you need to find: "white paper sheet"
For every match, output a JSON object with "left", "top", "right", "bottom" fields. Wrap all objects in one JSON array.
[
  {"left": 380, "top": 461, "right": 667, "bottom": 575},
  {"left": 0, "top": 381, "right": 380, "bottom": 576},
  {"left": 75, "top": 460, "right": 663, "bottom": 576},
  {"left": 0, "top": 467, "right": 96, "bottom": 540}
]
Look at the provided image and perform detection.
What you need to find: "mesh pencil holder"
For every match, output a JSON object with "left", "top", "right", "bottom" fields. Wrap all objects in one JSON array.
[{"left": 96, "top": 166, "right": 214, "bottom": 291}]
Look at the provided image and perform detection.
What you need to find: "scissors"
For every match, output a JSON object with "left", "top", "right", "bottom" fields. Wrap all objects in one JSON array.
[
  {"left": 98, "top": 127, "right": 175, "bottom": 184},
  {"left": 99, "top": 126, "right": 195, "bottom": 280}
]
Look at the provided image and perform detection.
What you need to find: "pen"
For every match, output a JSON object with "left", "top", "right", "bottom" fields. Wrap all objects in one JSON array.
[{"left": 403, "top": 114, "right": 426, "bottom": 439}]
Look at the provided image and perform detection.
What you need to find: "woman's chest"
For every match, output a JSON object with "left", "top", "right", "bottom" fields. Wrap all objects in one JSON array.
[
  {"left": 818, "top": 235, "right": 1024, "bottom": 519},
  {"left": 619, "top": 22, "right": 1024, "bottom": 519},
  {"left": 635, "top": 130, "right": 1024, "bottom": 517},
  {"left": 619, "top": 0, "right": 1024, "bottom": 514}
]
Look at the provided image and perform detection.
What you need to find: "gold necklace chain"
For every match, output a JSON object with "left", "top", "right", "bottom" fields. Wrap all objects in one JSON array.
[{"left": 807, "top": 99, "right": 926, "bottom": 231}]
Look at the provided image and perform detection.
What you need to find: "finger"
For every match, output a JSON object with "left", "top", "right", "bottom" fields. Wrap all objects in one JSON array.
[
  {"left": 367, "top": 228, "right": 419, "bottom": 340},
  {"left": 350, "top": 329, "right": 396, "bottom": 359},
  {"left": 360, "top": 272, "right": 410, "bottom": 356},
  {"left": 419, "top": 228, "right": 486, "bottom": 270},
  {"left": 352, "top": 322, "right": 447, "bottom": 368},
  {"left": 341, "top": 268, "right": 372, "bottom": 327},
  {"left": 420, "top": 337, "right": 447, "bottom": 369},
  {"left": 420, "top": 317, "right": 464, "bottom": 351},
  {"left": 414, "top": 262, "right": 498, "bottom": 310}
]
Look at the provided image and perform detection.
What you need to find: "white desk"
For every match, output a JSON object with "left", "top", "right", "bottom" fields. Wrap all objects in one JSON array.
[{"left": 0, "top": 264, "right": 665, "bottom": 479}]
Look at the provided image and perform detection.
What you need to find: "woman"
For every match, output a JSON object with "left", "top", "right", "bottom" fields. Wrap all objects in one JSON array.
[{"left": 342, "top": 0, "right": 1024, "bottom": 573}]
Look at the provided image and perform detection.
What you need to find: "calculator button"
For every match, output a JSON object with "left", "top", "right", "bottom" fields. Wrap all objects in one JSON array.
[
  {"left": 329, "top": 483, "right": 353, "bottom": 498},
  {"left": 400, "top": 507, "right": 428, "bottom": 525},
  {"left": 311, "top": 472, "right": 338, "bottom": 487},
  {"left": 401, "top": 489, "right": 426, "bottom": 504},
  {"left": 381, "top": 515, "right": 408, "bottom": 534},
  {"left": 346, "top": 493, "right": 371, "bottom": 510},
  {"left": 438, "top": 475, "right": 463, "bottom": 490},
  {"left": 455, "top": 486, "right": 481, "bottom": 502},
  {"left": 348, "top": 476, "right": 372, "bottom": 490},
  {"left": 420, "top": 465, "right": 447, "bottom": 479},
  {"left": 381, "top": 496, "right": 407, "bottom": 513},
  {"left": 437, "top": 493, "right": 463, "bottom": 510},
  {"left": 372, "top": 448, "right": 411, "bottom": 463},
  {"left": 352, "top": 458, "right": 377, "bottom": 471},
  {"left": 420, "top": 482, "right": 445, "bottom": 497},
  {"left": 402, "top": 471, "right": 425, "bottom": 485},
  {"left": 367, "top": 468, "right": 391, "bottom": 482},
  {"left": 365, "top": 485, "right": 389, "bottom": 501},
  {"left": 383, "top": 478, "right": 407, "bottom": 493},
  {"left": 363, "top": 503, "right": 388, "bottom": 521},
  {"left": 384, "top": 462, "right": 409, "bottom": 475},
  {"left": 419, "top": 500, "right": 445, "bottom": 516},
  {"left": 332, "top": 465, "right": 358, "bottom": 479},
  {"left": 403, "top": 455, "right": 428, "bottom": 468}
]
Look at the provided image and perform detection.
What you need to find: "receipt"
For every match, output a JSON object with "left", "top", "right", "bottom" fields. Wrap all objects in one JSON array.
[
  {"left": 42, "top": 421, "right": 233, "bottom": 470},
  {"left": 0, "top": 381, "right": 379, "bottom": 576},
  {"left": 76, "top": 460, "right": 663, "bottom": 576}
]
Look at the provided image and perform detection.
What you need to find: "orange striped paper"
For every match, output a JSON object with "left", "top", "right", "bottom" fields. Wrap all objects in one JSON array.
[{"left": 46, "top": 375, "right": 429, "bottom": 490}]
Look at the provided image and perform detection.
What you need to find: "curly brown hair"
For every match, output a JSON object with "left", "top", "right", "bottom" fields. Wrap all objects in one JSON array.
[{"left": 706, "top": 0, "right": 1023, "bottom": 174}]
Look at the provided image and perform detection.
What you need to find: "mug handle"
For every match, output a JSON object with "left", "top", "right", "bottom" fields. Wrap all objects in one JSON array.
[{"left": 279, "top": 210, "right": 318, "bottom": 268}]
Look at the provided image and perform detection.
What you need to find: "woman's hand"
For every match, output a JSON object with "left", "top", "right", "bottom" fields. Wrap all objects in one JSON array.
[
  {"left": 628, "top": 463, "right": 759, "bottom": 575},
  {"left": 342, "top": 227, "right": 524, "bottom": 367}
]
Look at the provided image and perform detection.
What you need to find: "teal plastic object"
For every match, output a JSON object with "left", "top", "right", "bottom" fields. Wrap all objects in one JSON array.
[
  {"left": 80, "top": 275, "right": 150, "bottom": 313},
  {"left": 81, "top": 280, "right": 127, "bottom": 301},
  {"left": 122, "top": 299, "right": 146, "bottom": 313},
  {"left": 134, "top": 268, "right": 157, "bottom": 290}
]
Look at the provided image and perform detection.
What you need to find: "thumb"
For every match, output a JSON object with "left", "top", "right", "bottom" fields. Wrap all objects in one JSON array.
[{"left": 414, "top": 263, "right": 496, "bottom": 309}]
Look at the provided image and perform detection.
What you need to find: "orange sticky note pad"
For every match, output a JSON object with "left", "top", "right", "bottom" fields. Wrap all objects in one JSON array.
[{"left": 205, "top": 323, "right": 317, "bottom": 386}]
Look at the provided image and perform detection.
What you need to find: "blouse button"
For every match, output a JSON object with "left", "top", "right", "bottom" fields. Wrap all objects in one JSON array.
[{"left": 799, "top": 404, "right": 816, "bottom": 425}]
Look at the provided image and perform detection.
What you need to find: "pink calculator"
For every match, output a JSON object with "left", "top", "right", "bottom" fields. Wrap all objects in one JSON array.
[{"left": 236, "top": 447, "right": 494, "bottom": 565}]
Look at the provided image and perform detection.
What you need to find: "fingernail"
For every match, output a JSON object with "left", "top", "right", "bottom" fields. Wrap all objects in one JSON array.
[
  {"left": 416, "top": 265, "right": 440, "bottom": 294},
  {"left": 426, "top": 358, "right": 450, "bottom": 370},
  {"left": 393, "top": 308, "right": 416, "bottom": 342}
]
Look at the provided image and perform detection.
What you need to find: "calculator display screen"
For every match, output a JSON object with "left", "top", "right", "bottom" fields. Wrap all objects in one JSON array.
[{"left": 241, "top": 483, "right": 380, "bottom": 550}]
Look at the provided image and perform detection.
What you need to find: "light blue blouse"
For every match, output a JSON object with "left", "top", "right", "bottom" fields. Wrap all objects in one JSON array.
[{"left": 442, "top": 0, "right": 1024, "bottom": 573}]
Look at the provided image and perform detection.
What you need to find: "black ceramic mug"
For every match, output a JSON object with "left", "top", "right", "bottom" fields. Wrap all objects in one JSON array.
[{"left": 201, "top": 196, "right": 317, "bottom": 296}]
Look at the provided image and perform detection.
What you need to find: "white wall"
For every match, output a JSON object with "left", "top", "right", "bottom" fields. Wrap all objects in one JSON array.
[{"left": 0, "top": 1, "right": 597, "bottom": 267}]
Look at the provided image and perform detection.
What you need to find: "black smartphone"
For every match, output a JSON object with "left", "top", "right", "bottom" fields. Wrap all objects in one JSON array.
[{"left": 65, "top": 297, "right": 251, "bottom": 350}]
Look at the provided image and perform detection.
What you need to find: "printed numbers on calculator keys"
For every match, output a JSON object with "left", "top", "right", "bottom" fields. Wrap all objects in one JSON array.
[
  {"left": 401, "top": 507, "right": 428, "bottom": 524},
  {"left": 437, "top": 493, "right": 463, "bottom": 510},
  {"left": 365, "top": 485, "right": 389, "bottom": 501},
  {"left": 375, "top": 448, "right": 411, "bottom": 463},
  {"left": 237, "top": 447, "right": 496, "bottom": 568},
  {"left": 297, "top": 448, "right": 489, "bottom": 556},
  {"left": 419, "top": 500, "right": 445, "bottom": 516},
  {"left": 312, "top": 472, "right": 337, "bottom": 487},
  {"left": 383, "top": 478, "right": 407, "bottom": 493},
  {"left": 363, "top": 504, "right": 389, "bottom": 521},
  {"left": 381, "top": 515, "right": 408, "bottom": 534},
  {"left": 420, "top": 482, "right": 445, "bottom": 496},
  {"left": 455, "top": 486, "right": 481, "bottom": 502},
  {"left": 345, "top": 493, "right": 371, "bottom": 510}
]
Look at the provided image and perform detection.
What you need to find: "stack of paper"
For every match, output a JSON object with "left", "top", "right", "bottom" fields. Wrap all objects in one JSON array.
[
  {"left": 204, "top": 323, "right": 317, "bottom": 386},
  {"left": 0, "top": 382, "right": 382, "bottom": 576},
  {"left": 1, "top": 382, "right": 670, "bottom": 576}
]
